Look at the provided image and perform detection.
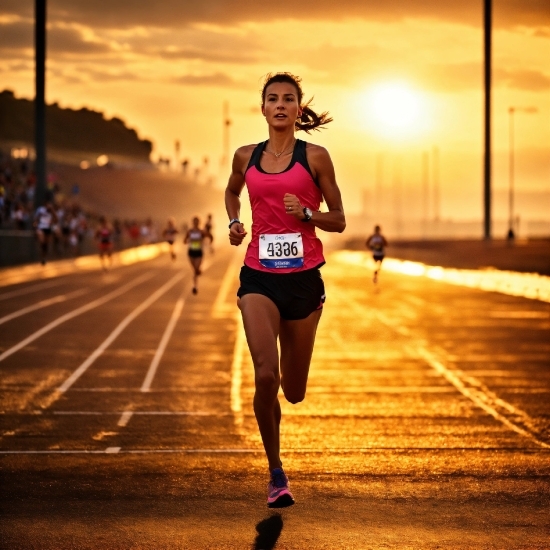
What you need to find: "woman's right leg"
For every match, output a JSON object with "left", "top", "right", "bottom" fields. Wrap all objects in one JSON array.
[
  {"left": 238, "top": 293, "right": 282, "bottom": 472},
  {"left": 189, "top": 257, "right": 202, "bottom": 290}
]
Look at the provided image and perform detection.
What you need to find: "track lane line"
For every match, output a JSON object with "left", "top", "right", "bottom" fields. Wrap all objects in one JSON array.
[
  {"left": 140, "top": 292, "right": 186, "bottom": 392},
  {"left": 332, "top": 278, "right": 550, "bottom": 450},
  {"left": 58, "top": 271, "right": 185, "bottom": 392},
  {"left": 0, "top": 279, "right": 65, "bottom": 301},
  {"left": 0, "top": 288, "right": 89, "bottom": 326},
  {"left": 0, "top": 273, "right": 153, "bottom": 363}
]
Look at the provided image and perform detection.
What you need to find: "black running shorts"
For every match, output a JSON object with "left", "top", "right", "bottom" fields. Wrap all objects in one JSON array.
[
  {"left": 237, "top": 265, "right": 325, "bottom": 321},
  {"left": 188, "top": 250, "right": 203, "bottom": 258}
]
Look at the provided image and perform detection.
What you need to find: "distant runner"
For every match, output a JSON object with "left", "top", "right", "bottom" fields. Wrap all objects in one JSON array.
[
  {"left": 95, "top": 216, "right": 114, "bottom": 271},
  {"left": 162, "top": 217, "right": 179, "bottom": 260},
  {"left": 34, "top": 202, "right": 57, "bottom": 265},
  {"left": 184, "top": 216, "right": 208, "bottom": 294},
  {"left": 204, "top": 213, "right": 214, "bottom": 254},
  {"left": 366, "top": 225, "right": 388, "bottom": 283}
]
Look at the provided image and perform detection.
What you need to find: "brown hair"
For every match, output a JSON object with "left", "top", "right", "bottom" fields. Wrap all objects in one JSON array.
[{"left": 261, "top": 72, "right": 333, "bottom": 133}]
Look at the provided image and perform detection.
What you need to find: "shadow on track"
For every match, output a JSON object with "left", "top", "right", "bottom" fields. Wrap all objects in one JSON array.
[{"left": 252, "top": 513, "right": 283, "bottom": 550}]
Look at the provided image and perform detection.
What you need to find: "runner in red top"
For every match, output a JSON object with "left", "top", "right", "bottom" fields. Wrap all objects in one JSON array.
[
  {"left": 94, "top": 216, "right": 113, "bottom": 271},
  {"left": 225, "top": 72, "right": 346, "bottom": 508}
]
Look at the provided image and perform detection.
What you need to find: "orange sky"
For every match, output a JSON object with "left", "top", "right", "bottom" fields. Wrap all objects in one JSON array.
[{"left": 1, "top": 1, "right": 549, "bottom": 223}]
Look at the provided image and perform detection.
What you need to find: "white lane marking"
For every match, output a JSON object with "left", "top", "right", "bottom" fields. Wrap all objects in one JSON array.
[
  {"left": 416, "top": 347, "right": 550, "bottom": 450},
  {"left": 58, "top": 272, "right": 185, "bottom": 393},
  {"left": 230, "top": 312, "right": 245, "bottom": 427},
  {"left": 1, "top": 447, "right": 547, "bottom": 455},
  {"left": 489, "top": 311, "right": 549, "bottom": 319},
  {"left": 0, "top": 279, "right": 64, "bottom": 301},
  {"left": 211, "top": 252, "right": 241, "bottom": 318},
  {"left": 0, "top": 288, "right": 89, "bottom": 326},
  {"left": 140, "top": 293, "right": 185, "bottom": 392},
  {"left": 117, "top": 411, "right": 134, "bottom": 426},
  {"left": 335, "top": 281, "right": 550, "bottom": 450},
  {"left": 105, "top": 447, "right": 121, "bottom": 453},
  {"left": 0, "top": 273, "right": 153, "bottom": 363},
  {"left": 52, "top": 411, "right": 229, "bottom": 416}
]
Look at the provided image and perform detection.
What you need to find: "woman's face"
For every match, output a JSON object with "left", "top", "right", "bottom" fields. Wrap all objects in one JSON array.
[{"left": 262, "top": 82, "right": 302, "bottom": 129}]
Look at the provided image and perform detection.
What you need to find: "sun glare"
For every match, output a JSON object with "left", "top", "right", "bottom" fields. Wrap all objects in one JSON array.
[{"left": 362, "top": 82, "right": 426, "bottom": 139}]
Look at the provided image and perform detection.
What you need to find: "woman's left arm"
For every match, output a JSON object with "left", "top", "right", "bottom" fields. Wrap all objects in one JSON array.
[{"left": 283, "top": 145, "right": 346, "bottom": 232}]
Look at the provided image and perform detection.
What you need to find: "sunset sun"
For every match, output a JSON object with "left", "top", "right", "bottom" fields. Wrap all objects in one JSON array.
[{"left": 362, "top": 82, "right": 426, "bottom": 138}]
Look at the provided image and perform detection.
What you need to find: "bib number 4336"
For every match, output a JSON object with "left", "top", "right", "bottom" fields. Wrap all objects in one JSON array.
[{"left": 259, "top": 233, "right": 304, "bottom": 268}]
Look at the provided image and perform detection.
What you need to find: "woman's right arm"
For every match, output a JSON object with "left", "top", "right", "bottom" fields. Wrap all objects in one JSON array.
[{"left": 225, "top": 146, "right": 253, "bottom": 246}]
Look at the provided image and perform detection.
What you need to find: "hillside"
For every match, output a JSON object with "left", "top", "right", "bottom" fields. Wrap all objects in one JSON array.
[{"left": 0, "top": 90, "right": 152, "bottom": 163}]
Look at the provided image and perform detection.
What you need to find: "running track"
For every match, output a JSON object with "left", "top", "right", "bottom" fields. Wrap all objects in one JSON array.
[{"left": 1, "top": 244, "right": 549, "bottom": 549}]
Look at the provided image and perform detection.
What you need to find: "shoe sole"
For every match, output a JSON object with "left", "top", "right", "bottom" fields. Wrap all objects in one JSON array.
[{"left": 267, "top": 493, "right": 295, "bottom": 508}]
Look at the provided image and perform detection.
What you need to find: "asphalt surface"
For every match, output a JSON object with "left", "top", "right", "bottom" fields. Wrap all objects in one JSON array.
[{"left": 1, "top": 244, "right": 549, "bottom": 549}]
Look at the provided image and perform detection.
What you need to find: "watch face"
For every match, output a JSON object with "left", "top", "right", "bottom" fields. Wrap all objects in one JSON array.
[{"left": 306, "top": 208, "right": 312, "bottom": 218}]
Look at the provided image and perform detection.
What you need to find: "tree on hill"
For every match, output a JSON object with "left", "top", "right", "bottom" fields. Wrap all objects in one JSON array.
[{"left": 0, "top": 90, "right": 152, "bottom": 162}]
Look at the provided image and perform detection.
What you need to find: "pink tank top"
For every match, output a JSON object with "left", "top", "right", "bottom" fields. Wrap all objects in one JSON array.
[{"left": 243, "top": 139, "right": 325, "bottom": 273}]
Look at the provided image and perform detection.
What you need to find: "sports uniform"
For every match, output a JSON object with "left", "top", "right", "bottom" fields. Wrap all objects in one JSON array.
[
  {"left": 237, "top": 139, "right": 326, "bottom": 320},
  {"left": 368, "top": 234, "right": 386, "bottom": 261},
  {"left": 187, "top": 228, "right": 204, "bottom": 258},
  {"left": 98, "top": 226, "right": 112, "bottom": 252}
]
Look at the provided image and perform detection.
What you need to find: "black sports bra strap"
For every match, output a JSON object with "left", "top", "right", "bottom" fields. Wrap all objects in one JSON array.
[
  {"left": 295, "top": 139, "right": 317, "bottom": 185},
  {"left": 246, "top": 141, "right": 267, "bottom": 171}
]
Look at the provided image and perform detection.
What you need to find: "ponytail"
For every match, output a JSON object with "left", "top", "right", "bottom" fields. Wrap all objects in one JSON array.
[{"left": 296, "top": 99, "right": 333, "bottom": 133}]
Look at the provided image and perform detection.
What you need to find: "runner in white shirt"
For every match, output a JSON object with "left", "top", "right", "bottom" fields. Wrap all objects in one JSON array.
[{"left": 33, "top": 202, "right": 57, "bottom": 265}]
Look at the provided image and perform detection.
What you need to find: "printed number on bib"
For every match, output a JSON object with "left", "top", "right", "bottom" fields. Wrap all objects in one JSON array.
[{"left": 259, "top": 233, "right": 304, "bottom": 269}]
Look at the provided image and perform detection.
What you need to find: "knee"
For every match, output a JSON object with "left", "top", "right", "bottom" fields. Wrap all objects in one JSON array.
[
  {"left": 255, "top": 369, "right": 280, "bottom": 396},
  {"left": 282, "top": 388, "right": 306, "bottom": 405}
]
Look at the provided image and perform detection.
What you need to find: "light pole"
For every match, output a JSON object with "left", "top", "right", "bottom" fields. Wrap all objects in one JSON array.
[{"left": 507, "top": 106, "right": 538, "bottom": 239}]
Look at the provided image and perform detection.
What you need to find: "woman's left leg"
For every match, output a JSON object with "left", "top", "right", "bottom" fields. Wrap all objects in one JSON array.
[
  {"left": 279, "top": 309, "right": 322, "bottom": 404},
  {"left": 189, "top": 256, "right": 202, "bottom": 291}
]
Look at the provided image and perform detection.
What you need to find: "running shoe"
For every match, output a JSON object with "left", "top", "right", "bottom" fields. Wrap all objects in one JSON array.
[
  {"left": 192, "top": 287, "right": 198, "bottom": 295},
  {"left": 267, "top": 468, "right": 295, "bottom": 508}
]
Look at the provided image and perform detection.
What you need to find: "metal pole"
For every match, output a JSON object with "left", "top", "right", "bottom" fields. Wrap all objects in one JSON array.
[
  {"left": 223, "top": 101, "right": 231, "bottom": 167},
  {"left": 375, "top": 153, "right": 383, "bottom": 221},
  {"left": 432, "top": 146, "right": 440, "bottom": 222},
  {"left": 34, "top": 0, "right": 47, "bottom": 209},
  {"left": 483, "top": 0, "right": 492, "bottom": 239},
  {"left": 422, "top": 151, "right": 429, "bottom": 237},
  {"left": 508, "top": 108, "right": 515, "bottom": 232}
]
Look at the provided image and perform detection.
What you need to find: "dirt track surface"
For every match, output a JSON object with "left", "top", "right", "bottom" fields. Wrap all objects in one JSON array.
[{"left": 1, "top": 244, "right": 549, "bottom": 548}]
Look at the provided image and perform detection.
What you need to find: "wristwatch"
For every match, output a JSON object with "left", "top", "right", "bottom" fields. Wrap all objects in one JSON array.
[
  {"left": 302, "top": 207, "right": 312, "bottom": 222},
  {"left": 228, "top": 218, "right": 240, "bottom": 229}
]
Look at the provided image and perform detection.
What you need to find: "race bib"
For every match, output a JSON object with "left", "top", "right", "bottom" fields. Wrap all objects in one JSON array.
[
  {"left": 190, "top": 241, "right": 201, "bottom": 250},
  {"left": 259, "top": 233, "right": 304, "bottom": 268}
]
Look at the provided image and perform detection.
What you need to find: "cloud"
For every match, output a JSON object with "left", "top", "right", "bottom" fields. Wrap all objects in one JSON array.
[
  {"left": 170, "top": 72, "right": 239, "bottom": 87},
  {"left": 496, "top": 68, "right": 550, "bottom": 91},
  {"left": 154, "top": 46, "right": 258, "bottom": 64},
  {"left": 422, "top": 62, "right": 550, "bottom": 92},
  {"left": 48, "top": 26, "right": 113, "bottom": 55},
  {"left": 0, "top": 19, "right": 113, "bottom": 57},
  {"left": 3, "top": 0, "right": 550, "bottom": 30},
  {"left": 0, "top": 20, "right": 33, "bottom": 51}
]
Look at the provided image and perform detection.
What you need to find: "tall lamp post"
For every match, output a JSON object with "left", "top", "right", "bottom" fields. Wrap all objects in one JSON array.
[
  {"left": 34, "top": 0, "right": 47, "bottom": 209},
  {"left": 507, "top": 106, "right": 538, "bottom": 239}
]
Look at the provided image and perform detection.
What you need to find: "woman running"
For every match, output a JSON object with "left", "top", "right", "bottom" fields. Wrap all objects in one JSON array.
[
  {"left": 33, "top": 201, "right": 57, "bottom": 265},
  {"left": 366, "top": 225, "right": 388, "bottom": 283},
  {"left": 162, "top": 217, "right": 179, "bottom": 260},
  {"left": 95, "top": 215, "right": 114, "bottom": 270},
  {"left": 225, "top": 72, "right": 346, "bottom": 508},
  {"left": 184, "top": 216, "right": 207, "bottom": 294}
]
